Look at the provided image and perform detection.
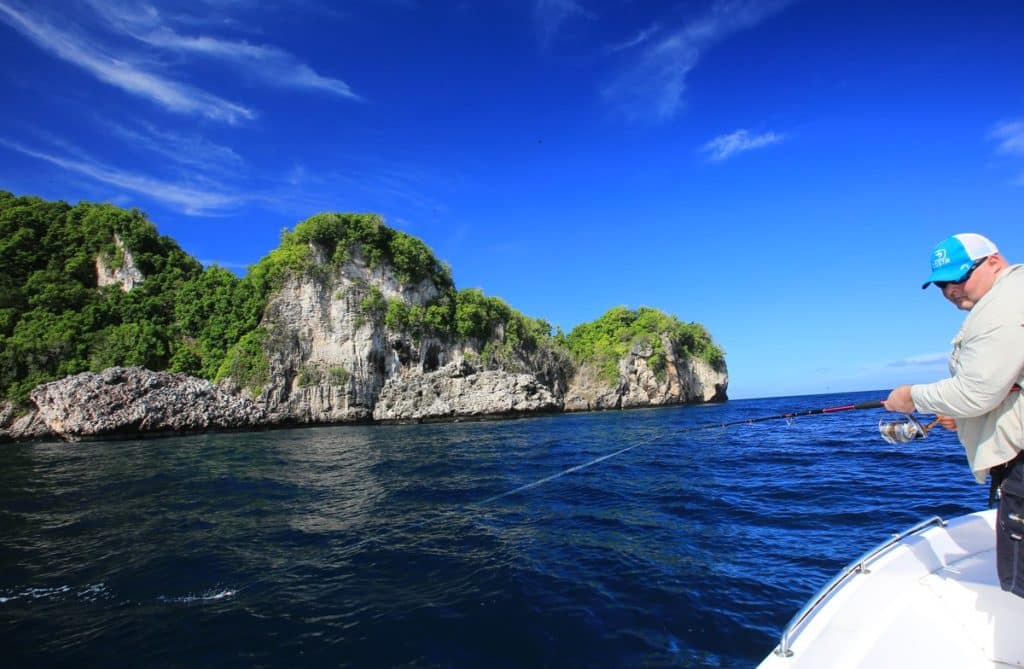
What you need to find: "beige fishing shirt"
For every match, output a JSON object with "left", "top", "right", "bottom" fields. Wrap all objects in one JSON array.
[{"left": 911, "top": 263, "right": 1024, "bottom": 483}]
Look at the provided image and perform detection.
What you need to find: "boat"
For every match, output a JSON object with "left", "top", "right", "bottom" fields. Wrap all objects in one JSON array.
[{"left": 758, "top": 509, "right": 1024, "bottom": 668}]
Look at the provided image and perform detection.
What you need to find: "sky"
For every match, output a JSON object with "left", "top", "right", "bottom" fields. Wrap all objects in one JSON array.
[{"left": 0, "top": 0, "right": 1022, "bottom": 400}]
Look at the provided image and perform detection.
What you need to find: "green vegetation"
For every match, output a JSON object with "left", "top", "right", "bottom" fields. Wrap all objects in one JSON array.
[
  {"left": 172, "top": 266, "right": 264, "bottom": 379},
  {"left": 215, "top": 329, "right": 269, "bottom": 396},
  {"left": 328, "top": 366, "right": 349, "bottom": 387},
  {"left": 360, "top": 286, "right": 388, "bottom": 325},
  {"left": 0, "top": 192, "right": 203, "bottom": 401},
  {"left": 247, "top": 212, "right": 454, "bottom": 297},
  {"left": 0, "top": 191, "right": 725, "bottom": 403},
  {"left": 566, "top": 306, "right": 726, "bottom": 385},
  {"left": 296, "top": 363, "right": 321, "bottom": 388},
  {"left": 295, "top": 363, "right": 350, "bottom": 389},
  {"left": 452, "top": 289, "right": 558, "bottom": 368}
]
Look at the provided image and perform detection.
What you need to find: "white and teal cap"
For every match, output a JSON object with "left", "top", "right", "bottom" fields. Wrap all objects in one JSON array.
[{"left": 921, "top": 233, "right": 999, "bottom": 289}]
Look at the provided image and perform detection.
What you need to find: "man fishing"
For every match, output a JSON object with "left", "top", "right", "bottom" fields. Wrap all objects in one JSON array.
[{"left": 883, "top": 233, "right": 1024, "bottom": 598}]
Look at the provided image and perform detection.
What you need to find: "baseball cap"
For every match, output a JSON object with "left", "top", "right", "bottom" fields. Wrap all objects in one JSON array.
[{"left": 921, "top": 233, "right": 999, "bottom": 289}]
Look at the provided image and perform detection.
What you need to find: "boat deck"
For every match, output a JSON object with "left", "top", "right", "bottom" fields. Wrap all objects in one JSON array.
[{"left": 759, "top": 510, "right": 1024, "bottom": 668}]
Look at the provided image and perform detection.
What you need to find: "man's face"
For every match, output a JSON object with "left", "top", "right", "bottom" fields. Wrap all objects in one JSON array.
[
  {"left": 941, "top": 281, "right": 977, "bottom": 310},
  {"left": 939, "top": 256, "right": 995, "bottom": 310}
]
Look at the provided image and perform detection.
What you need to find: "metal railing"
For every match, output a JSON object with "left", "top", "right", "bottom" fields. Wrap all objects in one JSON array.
[{"left": 773, "top": 515, "right": 947, "bottom": 658}]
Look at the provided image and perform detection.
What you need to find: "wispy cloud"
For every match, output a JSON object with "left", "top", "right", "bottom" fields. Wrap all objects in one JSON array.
[
  {"left": 885, "top": 353, "right": 949, "bottom": 369},
  {"left": 106, "top": 121, "right": 245, "bottom": 175},
  {"left": 0, "top": 1, "right": 254, "bottom": 122},
  {"left": 990, "top": 118, "right": 1024, "bottom": 185},
  {"left": 0, "top": 0, "right": 361, "bottom": 124},
  {"left": 603, "top": 0, "right": 791, "bottom": 122},
  {"left": 256, "top": 160, "right": 448, "bottom": 221},
  {"left": 533, "top": 0, "right": 591, "bottom": 47},
  {"left": 87, "top": 0, "right": 362, "bottom": 100},
  {"left": 990, "top": 119, "right": 1024, "bottom": 156},
  {"left": 0, "top": 136, "right": 241, "bottom": 214},
  {"left": 701, "top": 128, "right": 783, "bottom": 161},
  {"left": 608, "top": 22, "right": 661, "bottom": 53}
]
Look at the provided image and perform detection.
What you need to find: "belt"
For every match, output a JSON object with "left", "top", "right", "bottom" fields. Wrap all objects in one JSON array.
[{"left": 989, "top": 450, "right": 1024, "bottom": 507}]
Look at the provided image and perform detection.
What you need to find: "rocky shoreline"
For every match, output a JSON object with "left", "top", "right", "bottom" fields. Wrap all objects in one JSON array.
[
  {"left": 1, "top": 367, "right": 264, "bottom": 442},
  {"left": 1, "top": 359, "right": 726, "bottom": 443}
]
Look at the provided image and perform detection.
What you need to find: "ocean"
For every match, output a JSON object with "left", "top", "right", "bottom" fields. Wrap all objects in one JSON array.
[{"left": 0, "top": 390, "right": 983, "bottom": 668}]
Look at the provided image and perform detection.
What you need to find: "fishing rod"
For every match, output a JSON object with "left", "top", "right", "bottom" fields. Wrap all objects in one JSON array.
[{"left": 477, "top": 399, "right": 931, "bottom": 506}]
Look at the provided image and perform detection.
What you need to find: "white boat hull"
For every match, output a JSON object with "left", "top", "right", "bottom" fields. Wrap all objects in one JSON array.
[{"left": 759, "top": 509, "right": 1024, "bottom": 668}]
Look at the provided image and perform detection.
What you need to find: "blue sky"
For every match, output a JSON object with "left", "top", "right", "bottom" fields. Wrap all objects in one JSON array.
[{"left": 1, "top": 0, "right": 1022, "bottom": 399}]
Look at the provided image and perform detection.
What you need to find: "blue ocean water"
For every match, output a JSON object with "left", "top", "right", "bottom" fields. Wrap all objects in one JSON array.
[{"left": 0, "top": 391, "right": 983, "bottom": 668}]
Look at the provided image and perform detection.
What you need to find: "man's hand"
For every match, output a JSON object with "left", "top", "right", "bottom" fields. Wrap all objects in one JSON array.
[
  {"left": 884, "top": 385, "right": 916, "bottom": 414},
  {"left": 936, "top": 415, "right": 958, "bottom": 431}
]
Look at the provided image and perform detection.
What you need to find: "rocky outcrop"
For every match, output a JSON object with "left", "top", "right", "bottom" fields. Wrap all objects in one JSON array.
[
  {"left": 5, "top": 367, "right": 265, "bottom": 442},
  {"left": 373, "top": 361, "right": 560, "bottom": 422},
  {"left": 95, "top": 234, "right": 145, "bottom": 291},
  {"left": 239, "top": 244, "right": 585, "bottom": 426},
  {"left": 563, "top": 335, "right": 728, "bottom": 412},
  {"left": 0, "top": 401, "right": 51, "bottom": 441},
  {"left": 252, "top": 250, "right": 459, "bottom": 424},
  {"left": 679, "top": 357, "right": 729, "bottom": 403}
]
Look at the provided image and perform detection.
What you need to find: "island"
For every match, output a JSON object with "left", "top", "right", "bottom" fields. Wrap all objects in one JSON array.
[{"left": 0, "top": 192, "right": 728, "bottom": 441}]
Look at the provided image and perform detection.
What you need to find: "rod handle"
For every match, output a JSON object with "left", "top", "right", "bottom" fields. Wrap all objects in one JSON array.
[{"left": 853, "top": 400, "right": 885, "bottom": 410}]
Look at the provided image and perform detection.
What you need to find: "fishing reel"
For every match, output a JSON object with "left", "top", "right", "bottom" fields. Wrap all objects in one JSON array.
[{"left": 878, "top": 415, "right": 939, "bottom": 445}]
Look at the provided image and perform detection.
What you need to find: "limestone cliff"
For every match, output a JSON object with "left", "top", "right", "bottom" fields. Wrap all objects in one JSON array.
[
  {"left": 563, "top": 334, "right": 728, "bottom": 412},
  {"left": 229, "top": 238, "right": 727, "bottom": 424},
  {"left": 95, "top": 234, "right": 145, "bottom": 292},
  {"left": 252, "top": 247, "right": 447, "bottom": 422},
  {"left": 237, "top": 242, "right": 566, "bottom": 424},
  {"left": 373, "top": 360, "right": 560, "bottom": 422}
]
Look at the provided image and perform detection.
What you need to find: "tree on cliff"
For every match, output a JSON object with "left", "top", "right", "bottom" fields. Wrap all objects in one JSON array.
[
  {"left": 566, "top": 306, "right": 726, "bottom": 385},
  {"left": 0, "top": 192, "right": 202, "bottom": 400}
]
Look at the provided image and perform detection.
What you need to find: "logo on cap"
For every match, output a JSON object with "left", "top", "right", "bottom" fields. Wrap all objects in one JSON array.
[{"left": 932, "top": 248, "right": 949, "bottom": 270}]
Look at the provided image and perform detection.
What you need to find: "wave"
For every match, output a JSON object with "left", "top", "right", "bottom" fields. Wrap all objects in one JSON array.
[
  {"left": 156, "top": 587, "right": 239, "bottom": 604},
  {"left": 0, "top": 582, "right": 111, "bottom": 603}
]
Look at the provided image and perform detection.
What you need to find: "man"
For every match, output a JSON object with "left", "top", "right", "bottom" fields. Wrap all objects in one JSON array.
[{"left": 884, "top": 233, "right": 1024, "bottom": 598}]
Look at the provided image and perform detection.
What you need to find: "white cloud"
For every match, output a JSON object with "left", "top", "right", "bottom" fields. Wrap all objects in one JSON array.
[
  {"left": 608, "top": 23, "right": 661, "bottom": 53},
  {"left": 603, "top": 0, "right": 791, "bottom": 122},
  {"left": 86, "top": 0, "right": 361, "bottom": 100},
  {"left": 0, "top": 0, "right": 361, "bottom": 123},
  {"left": 128, "top": 29, "right": 362, "bottom": 100},
  {"left": 0, "top": 137, "right": 241, "bottom": 214},
  {"left": 0, "top": 1, "right": 254, "bottom": 122},
  {"left": 990, "top": 118, "right": 1024, "bottom": 185},
  {"left": 990, "top": 119, "right": 1024, "bottom": 156},
  {"left": 254, "top": 162, "right": 446, "bottom": 221},
  {"left": 534, "top": 0, "right": 590, "bottom": 47},
  {"left": 701, "top": 128, "right": 783, "bottom": 161},
  {"left": 885, "top": 352, "right": 949, "bottom": 368},
  {"left": 106, "top": 121, "right": 245, "bottom": 174}
]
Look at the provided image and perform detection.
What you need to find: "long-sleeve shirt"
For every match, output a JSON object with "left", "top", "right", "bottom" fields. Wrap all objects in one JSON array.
[{"left": 911, "top": 264, "right": 1024, "bottom": 483}]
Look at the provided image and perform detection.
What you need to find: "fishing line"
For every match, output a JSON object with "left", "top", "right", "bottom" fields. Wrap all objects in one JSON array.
[
  {"left": 476, "top": 441, "right": 646, "bottom": 506},
  {"left": 473, "top": 399, "right": 887, "bottom": 507}
]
